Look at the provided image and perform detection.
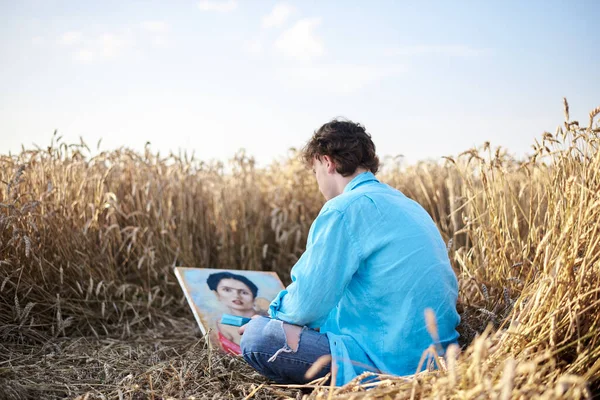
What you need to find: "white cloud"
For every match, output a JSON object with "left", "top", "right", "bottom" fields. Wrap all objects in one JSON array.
[
  {"left": 244, "top": 38, "right": 263, "bottom": 55},
  {"left": 98, "top": 33, "right": 132, "bottom": 58},
  {"left": 387, "top": 45, "right": 487, "bottom": 57},
  {"left": 140, "top": 21, "right": 169, "bottom": 48},
  {"left": 140, "top": 21, "right": 169, "bottom": 34},
  {"left": 73, "top": 49, "right": 95, "bottom": 63},
  {"left": 197, "top": 0, "right": 237, "bottom": 12},
  {"left": 31, "top": 36, "right": 45, "bottom": 45},
  {"left": 59, "top": 31, "right": 83, "bottom": 46},
  {"left": 276, "top": 64, "right": 404, "bottom": 95},
  {"left": 70, "top": 33, "right": 133, "bottom": 63},
  {"left": 59, "top": 24, "right": 169, "bottom": 64},
  {"left": 262, "top": 3, "right": 296, "bottom": 28},
  {"left": 152, "top": 36, "right": 169, "bottom": 47},
  {"left": 275, "top": 17, "right": 324, "bottom": 62}
]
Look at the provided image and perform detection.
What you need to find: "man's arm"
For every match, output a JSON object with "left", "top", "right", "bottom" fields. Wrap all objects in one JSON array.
[{"left": 269, "top": 208, "right": 362, "bottom": 328}]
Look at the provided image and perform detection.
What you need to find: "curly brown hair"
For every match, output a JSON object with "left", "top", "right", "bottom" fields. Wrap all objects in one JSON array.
[{"left": 301, "top": 119, "right": 380, "bottom": 176}]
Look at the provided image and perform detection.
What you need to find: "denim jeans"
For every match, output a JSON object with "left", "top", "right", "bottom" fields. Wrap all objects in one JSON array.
[{"left": 240, "top": 316, "right": 331, "bottom": 384}]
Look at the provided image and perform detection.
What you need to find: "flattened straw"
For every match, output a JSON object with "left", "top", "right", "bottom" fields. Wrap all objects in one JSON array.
[{"left": 242, "top": 383, "right": 264, "bottom": 400}]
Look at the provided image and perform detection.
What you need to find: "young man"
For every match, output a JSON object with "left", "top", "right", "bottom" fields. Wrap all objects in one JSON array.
[{"left": 239, "top": 119, "right": 460, "bottom": 386}]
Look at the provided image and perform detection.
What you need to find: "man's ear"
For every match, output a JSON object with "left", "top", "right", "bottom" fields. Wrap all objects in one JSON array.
[{"left": 323, "top": 155, "right": 336, "bottom": 174}]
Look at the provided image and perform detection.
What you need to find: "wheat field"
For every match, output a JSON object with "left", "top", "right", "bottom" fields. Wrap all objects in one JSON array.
[{"left": 1, "top": 99, "right": 599, "bottom": 399}]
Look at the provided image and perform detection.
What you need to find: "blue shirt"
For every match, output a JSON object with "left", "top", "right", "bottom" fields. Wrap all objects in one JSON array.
[{"left": 269, "top": 171, "right": 460, "bottom": 385}]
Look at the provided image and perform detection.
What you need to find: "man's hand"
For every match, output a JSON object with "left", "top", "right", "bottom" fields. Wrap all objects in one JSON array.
[{"left": 238, "top": 315, "right": 262, "bottom": 335}]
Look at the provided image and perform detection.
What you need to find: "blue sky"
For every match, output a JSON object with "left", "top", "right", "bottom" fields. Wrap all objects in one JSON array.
[{"left": 1, "top": 0, "right": 598, "bottom": 165}]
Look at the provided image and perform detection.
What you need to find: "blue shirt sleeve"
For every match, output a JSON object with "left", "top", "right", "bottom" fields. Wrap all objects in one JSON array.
[{"left": 269, "top": 207, "right": 362, "bottom": 328}]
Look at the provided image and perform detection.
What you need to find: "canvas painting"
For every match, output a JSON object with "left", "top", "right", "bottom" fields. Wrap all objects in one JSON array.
[{"left": 174, "top": 267, "right": 285, "bottom": 355}]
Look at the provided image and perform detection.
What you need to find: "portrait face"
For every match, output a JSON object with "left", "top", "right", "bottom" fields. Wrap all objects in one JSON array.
[
  {"left": 313, "top": 156, "right": 337, "bottom": 201},
  {"left": 215, "top": 278, "right": 255, "bottom": 313}
]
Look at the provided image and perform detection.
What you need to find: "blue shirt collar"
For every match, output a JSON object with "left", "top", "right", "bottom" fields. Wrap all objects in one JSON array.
[{"left": 343, "top": 171, "right": 379, "bottom": 193}]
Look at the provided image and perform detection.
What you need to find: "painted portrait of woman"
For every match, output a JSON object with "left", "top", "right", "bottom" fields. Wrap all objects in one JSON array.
[
  {"left": 174, "top": 267, "right": 285, "bottom": 355},
  {"left": 206, "top": 271, "right": 270, "bottom": 354}
]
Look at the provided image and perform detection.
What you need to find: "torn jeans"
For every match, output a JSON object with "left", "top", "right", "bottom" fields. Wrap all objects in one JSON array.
[{"left": 240, "top": 316, "right": 331, "bottom": 384}]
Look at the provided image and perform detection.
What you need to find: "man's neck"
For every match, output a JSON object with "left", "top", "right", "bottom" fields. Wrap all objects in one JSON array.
[{"left": 334, "top": 168, "right": 368, "bottom": 196}]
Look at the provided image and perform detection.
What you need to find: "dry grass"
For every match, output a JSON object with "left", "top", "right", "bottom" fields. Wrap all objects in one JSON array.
[
  {"left": 0, "top": 321, "right": 300, "bottom": 400},
  {"left": 1, "top": 99, "right": 599, "bottom": 399}
]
